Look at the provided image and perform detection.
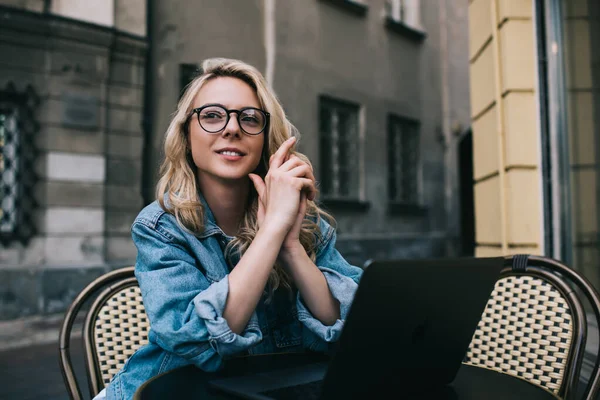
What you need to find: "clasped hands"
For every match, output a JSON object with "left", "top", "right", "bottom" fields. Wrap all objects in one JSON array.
[{"left": 248, "top": 137, "right": 317, "bottom": 256}]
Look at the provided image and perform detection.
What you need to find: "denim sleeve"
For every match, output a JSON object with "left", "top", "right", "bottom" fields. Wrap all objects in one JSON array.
[
  {"left": 297, "top": 218, "right": 363, "bottom": 343},
  {"left": 132, "top": 221, "right": 262, "bottom": 372}
]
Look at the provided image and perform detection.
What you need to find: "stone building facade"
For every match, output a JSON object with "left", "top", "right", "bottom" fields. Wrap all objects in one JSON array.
[
  {"left": 0, "top": 0, "right": 470, "bottom": 322},
  {"left": 0, "top": 0, "right": 147, "bottom": 320}
]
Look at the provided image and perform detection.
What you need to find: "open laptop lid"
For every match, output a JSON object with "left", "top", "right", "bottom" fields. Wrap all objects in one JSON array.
[{"left": 321, "top": 256, "right": 506, "bottom": 399}]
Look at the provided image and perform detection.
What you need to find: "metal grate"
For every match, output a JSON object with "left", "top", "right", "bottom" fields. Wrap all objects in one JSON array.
[
  {"left": 0, "top": 82, "right": 40, "bottom": 245},
  {"left": 388, "top": 115, "right": 420, "bottom": 204},
  {"left": 319, "top": 96, "right": 360, "bottom": 199}
]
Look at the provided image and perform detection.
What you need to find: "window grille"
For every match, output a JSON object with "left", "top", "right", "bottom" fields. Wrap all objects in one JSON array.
[
  {"left": 388, "top": 115, "right": 420, "bottom": 205},
  {"left": 0, "top": 83, "right": 40, "bottom": 245},
  {"left": 319, "top": 96, "right": 361, "bottom": 199}
]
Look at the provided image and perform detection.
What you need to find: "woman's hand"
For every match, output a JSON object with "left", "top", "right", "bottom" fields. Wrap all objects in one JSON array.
[{"left": 248, "top": 137, "right": 316, "bottom": 238}]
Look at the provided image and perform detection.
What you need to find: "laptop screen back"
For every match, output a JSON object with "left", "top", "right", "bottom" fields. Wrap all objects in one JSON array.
[{"left": 320, "top": 256, "right": 505, "bottom": 399}]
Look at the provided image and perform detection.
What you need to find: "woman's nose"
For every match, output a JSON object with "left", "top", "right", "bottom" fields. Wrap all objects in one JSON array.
[{"left": 222, "top": 113, "right": 241, "bottom": 137}]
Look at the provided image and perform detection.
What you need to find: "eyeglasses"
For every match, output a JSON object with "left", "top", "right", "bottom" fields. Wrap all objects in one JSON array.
[{"left": 190, "top": 104, "right": 270, "bottom": 135}]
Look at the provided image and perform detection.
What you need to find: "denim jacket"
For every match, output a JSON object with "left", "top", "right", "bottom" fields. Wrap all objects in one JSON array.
[{"left": 105, "top": 198, "right": 363, "bottom": 400}]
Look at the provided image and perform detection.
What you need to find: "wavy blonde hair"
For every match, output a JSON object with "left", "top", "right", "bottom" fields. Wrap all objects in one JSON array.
[{"left": 156, "top": 57, "right": 334, "bottom": 296}]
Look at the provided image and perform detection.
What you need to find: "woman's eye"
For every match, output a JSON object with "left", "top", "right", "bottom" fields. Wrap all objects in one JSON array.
[
  {"left": 201, "top": 112, "right": 223, "bottom": 119},
  {"left": 241, "top": 116, "right": 259, "bottom": 123}
]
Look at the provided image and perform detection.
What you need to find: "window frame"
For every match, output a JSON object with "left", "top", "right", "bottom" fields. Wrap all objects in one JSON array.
[
  {"left": 318, "top": 95, "right": 369, "bottom": 211},
  {"left": 387, "top": 114, "right": 425, "bottom": 214}
]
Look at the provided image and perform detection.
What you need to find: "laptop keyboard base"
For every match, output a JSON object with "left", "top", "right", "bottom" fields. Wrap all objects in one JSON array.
[{"left": 258, "top": 379, "right": 323, "bottom": 400}]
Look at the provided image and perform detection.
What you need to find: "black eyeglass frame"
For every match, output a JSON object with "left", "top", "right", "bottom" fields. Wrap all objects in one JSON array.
[{"left": 189, "top": 104, "right": 270, "bottom": 136}]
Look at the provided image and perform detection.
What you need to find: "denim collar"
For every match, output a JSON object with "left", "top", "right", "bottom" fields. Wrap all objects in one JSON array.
[{"left": 197, "top": 191, "right": 235, "bottom": 240}]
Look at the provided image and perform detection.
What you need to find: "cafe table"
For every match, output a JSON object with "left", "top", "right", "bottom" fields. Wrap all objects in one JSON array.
[{"left": 133, "top": 352, "right": 558, "bottom": 399}]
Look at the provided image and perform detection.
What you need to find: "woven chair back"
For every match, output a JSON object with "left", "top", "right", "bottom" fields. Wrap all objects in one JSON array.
[
  {"left": 463, "top": 274, "right": 574, "bottom": 396},
  {"left": 85, "top": 279, "right": 150, "bottom": 390}
]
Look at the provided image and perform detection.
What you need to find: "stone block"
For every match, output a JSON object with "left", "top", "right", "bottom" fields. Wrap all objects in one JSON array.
[
  {"left": 497, "top": 0, "right": 532, "bottom": 22},
  {"left": 0, "top": 269, "right": 39, "bottom": 320},
  {"left": 500, "top": 20, "right": 535, "bottom": 92},
  {"left": 107, "top": 85, "right": 143, "bottom": 108},
  {"left": 36, "top": 181, "right": 105, "bottom": 208},
  {"left": 38, "top": 207, "right": 104, "bottom": 234},
  {"left": 40, "top": 266, "right": 107, "bottom": 315},
  {"left": 109, "top": 60, "right": 145, "bottom": 87},
  {"left": 105, "top": 185, "right": 144, "bottom": 211},
  {"left": 108, "top": 107, "right": 144, "bottom": 135},
  {"left": 51, "top": 0, "right": 114, "bottom": 29},
  {"left": 474, "top": 176, "right": 502, "bottom": 244},
  {"left": 106, "top": 158, "right": 142, "bottom": 186},
  {"left": 115, "top": 0, "right": 147, "bottom": 37},
  {"left": 0, "top": 41, "right": 47, "bottom": 72},
  {"left": 44, "top": 235, "right": 105, "bottom": 265},
  {"left": 106, "top": 211, "right": 138, "bottom": 234},
  {"left": 472, "top": 104, "right": 499, "bottom": 179},
  {"left": 48, "top": 47, "right": 109, "bottom": 82},
  {"left": 106, "top": 235, "right": 137, "bottom": 262},
  {"left": 44, "top": 152, "right": 105, "bottom": 183},
  {"left": 475, "top": 246, "right": 503, "bottom": 257},
  {"left": 507, "top": 246, "right": 541, "bottom": 255},
  {"left": 107, "top": 134, "right": 144, "bottom": 159},
  {"left": 37, "top": 125, "right": 104, "bottom": 154},
  {"left": 505, "top": 169, "right": 542, "bottom": 245},
  {"left": 469, "top": 43, "right": 496, "bottom": 117},
  {"left": 503, "top": 92, "right": 538, "bottom": 167},
  {"left": 0, "top": 0, "right": 45, "bottom": 13},
  {"left": 468, "top": 0, "right": 492, "bottom": 61}
]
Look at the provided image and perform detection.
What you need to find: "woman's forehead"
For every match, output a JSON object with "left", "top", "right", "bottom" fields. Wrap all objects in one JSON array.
[{"left": 194, "top": 76, "right": 260, "bottom": 109}]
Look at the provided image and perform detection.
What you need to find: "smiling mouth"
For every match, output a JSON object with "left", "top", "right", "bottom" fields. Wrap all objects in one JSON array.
[{"left": 216, "top": 150, "right": 245, "bottom": 157}]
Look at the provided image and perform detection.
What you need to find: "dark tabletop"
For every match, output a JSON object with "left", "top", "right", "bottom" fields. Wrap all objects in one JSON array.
[{"left": 134, "top": 353, "right": 557, "bottom": 400}]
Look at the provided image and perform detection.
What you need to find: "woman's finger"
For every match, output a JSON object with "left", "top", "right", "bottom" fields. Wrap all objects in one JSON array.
[
  {"left": 248, "top": 173, "right": 266, "bottom": 200},
  {"left": 279, "top": 155, "right": 305, "bottom": 172},
  {"left": 270, "top": 137, "right": 296, "bottom": 169},
  {"left": 293, "top": 177, "right": 317, "bottom": 195}
]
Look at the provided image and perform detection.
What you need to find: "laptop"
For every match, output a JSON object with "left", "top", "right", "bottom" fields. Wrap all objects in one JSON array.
[{"left": 208, "top": 256, "right": 505, "bottom": 399}]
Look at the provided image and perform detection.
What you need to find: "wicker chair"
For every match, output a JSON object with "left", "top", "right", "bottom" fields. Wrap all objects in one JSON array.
[
  {"left": 463, "top": 254, "right": 600, "bottom": 400},
  {"left": 59, "top": 267, "right": 150, "bottom": 400}
]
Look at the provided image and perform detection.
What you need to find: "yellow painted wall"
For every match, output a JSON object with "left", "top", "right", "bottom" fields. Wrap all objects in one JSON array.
[{"left": 468, "top": 0, "right": 543, "bottom": 257}]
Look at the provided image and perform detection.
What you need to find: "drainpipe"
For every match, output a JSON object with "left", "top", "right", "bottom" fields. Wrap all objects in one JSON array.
[
  {"left": 489, "top": 0, "right": 509, "bottom": 253},
  {"left": 438, "top": 0, "right": 455, "bottom": 256},
  {"left": 264, "top": 0, "right": 275, "bottom": 84}
]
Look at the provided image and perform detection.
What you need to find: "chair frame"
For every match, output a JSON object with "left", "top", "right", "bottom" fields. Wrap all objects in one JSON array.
[
  {"left": 59, "top": 266, "right": 137, "bottom": 400},
  {"left": 499, "top": 255, "right": 600, "bottom": 400},
  {"left": 59, "top": 256, "right": 600, "bottom": 399}
]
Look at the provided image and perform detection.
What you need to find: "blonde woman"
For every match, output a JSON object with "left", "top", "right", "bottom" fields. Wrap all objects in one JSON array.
[{"left": 98, "top": 58, "right": 363, "bottom": 400}]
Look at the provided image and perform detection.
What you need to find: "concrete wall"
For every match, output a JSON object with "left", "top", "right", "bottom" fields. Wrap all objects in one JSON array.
[
  {"left": 147, "top": 0, "right": 471, "bottom": 267},
  {"left": 0, "top": 3, "right": 147, "bottom": 320}
]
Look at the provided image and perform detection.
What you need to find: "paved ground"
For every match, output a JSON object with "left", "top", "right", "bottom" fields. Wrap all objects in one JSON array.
[{"left": 0, "top": 339, "right": 89, "bottom": 400}]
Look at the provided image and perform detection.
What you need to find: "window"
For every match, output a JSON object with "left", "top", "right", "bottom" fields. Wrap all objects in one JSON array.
[
  {"left": 318, "top": 0, "right": 368, "bottom": 17},
  {"left": 319, "top": 96, "right": 362, "bottom": 201},
  {"left": 385, "top": 0, "right": 421, "bottom": 28},
  {"left": 0, "top": 83, "right": 39, "bottom": 245},
  {"left": 384, "top": 0, "right": 425, "bottom": 40},
  {"left": 388, "top": 115, "right": 420, "bottom": 206}
]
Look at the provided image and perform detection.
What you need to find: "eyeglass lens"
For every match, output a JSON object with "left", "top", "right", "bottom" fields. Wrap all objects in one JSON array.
[{"left": 198, "top": 106, "right": 266, "bottom": 135}]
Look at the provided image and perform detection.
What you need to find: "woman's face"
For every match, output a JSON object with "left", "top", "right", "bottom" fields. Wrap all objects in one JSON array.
[{"left": 188, "top": 77, "right": 265, "bottom": 184}]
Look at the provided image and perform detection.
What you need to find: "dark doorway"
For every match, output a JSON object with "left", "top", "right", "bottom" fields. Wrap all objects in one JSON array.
[{"left": 458, "top": 129, "right": 475, "bottom": 256}]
